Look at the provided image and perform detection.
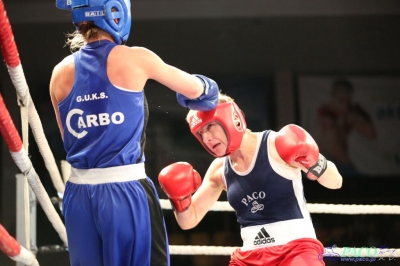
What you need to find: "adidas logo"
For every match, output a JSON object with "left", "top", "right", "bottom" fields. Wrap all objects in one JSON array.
[
  {"left": 190, "top": 113, "right": 202, "bottom": 129},
  {"left": 253, "top": 227, "right": 275, "bottom": 245}
]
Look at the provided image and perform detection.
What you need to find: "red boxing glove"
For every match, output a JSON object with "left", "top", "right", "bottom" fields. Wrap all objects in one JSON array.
[
  {"left": 275, "top": 124, "right": 327, "bottom": 180},
  {"left": 158, "top": 162, "right": 202, "bottom": 212}
]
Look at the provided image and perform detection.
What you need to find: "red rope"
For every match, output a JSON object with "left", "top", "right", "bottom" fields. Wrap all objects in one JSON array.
[
  {"left": 0, "top": 0, "right": 20, "bottom": 67},
  {"left": 0, "top": 93, "right": 22, "bottom": 152},
  {"left": 0, "top": 223, "right": 21, "bottom": 257}
]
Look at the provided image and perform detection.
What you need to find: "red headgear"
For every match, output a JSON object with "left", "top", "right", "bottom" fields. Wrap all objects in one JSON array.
[{"left": 188, "top": 102, "right": 247, "bottom": 157}]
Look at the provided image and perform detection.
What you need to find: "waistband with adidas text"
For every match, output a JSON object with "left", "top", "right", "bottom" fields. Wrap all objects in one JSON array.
[{"left": 240, "top": 219, "right": 317, "bottom": 251}]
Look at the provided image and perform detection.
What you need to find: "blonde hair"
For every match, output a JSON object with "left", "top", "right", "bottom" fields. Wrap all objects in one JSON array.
[
  {"left": 217, "top": 93, "right": 234, "bottom": 104},
  {"left": 65, "top": 23, "right": 103, "bottom": 52},
  {"left": 185, "top": 92, "right": 233, "bottom": 123}
]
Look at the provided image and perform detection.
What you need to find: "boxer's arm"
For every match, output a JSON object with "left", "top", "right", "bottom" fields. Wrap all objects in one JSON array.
[
  {"left": 292, "top": 160, "right": 342, "bottom": 189},
  {"left": 316, "top": 160, "right": 342, "bottom": 189},
  {"left": 174, "top": 158, "right": 225, "bottom": 230},
  {"left": 49, "top": 56, "right": 74, "bottom": 138},
  {"left": 133, "top": 46, "right": 205, "bottom": 99},
  {"left": 131, "top": 47, "right": 219, "bottom": 111}
]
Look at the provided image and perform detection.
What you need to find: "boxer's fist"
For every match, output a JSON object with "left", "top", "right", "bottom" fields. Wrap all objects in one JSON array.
[
  {"left": 158, "top": 162, "right": 202, "bottom": 212},
  {"left": 176, "top": 74, "right": 219, "bottom": 111},
  {"left": 275, "top": 124, "right": 327, "bottom": 180}
]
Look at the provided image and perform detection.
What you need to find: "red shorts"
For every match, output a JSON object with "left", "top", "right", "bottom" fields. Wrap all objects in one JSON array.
[{"left": 229, "top": 238, "right": 325, "bottom": 266}]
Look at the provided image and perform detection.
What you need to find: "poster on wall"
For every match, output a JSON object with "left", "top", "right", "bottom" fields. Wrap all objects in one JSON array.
[{"left": 297, "top": 75, "right": 400, "bottom": 177}]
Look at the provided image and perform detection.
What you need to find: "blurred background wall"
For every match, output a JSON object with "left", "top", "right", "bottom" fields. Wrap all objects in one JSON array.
[{"left": 1, "top": 0, "right": 400, "bottom": 265}]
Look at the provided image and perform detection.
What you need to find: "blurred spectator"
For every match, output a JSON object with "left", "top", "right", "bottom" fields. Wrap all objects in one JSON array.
[{"left": 314, "top": 79, "right": 377, "bottom": 176}]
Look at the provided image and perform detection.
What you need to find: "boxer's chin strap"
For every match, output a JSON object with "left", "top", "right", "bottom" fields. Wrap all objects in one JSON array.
[{"left": 307, "top": 154, "right": 327, "bottom": 180}]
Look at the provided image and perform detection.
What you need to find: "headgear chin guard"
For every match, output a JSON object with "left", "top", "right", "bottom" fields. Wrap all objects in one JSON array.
[
  {"left": 188, "top": 102, "right": 247, "bottom": 157},
  {"left": 56, "top": 0, "right": 131, "bottom": 44}
]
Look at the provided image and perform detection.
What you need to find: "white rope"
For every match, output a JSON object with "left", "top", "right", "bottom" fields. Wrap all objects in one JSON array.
[
  {"left": 169, "top": 245, "right": 400, "bottom": 258},
  {"left": 11, "top": 149, "right": 68, "bottom": 246},
  {"left": 164, "top": 199, "right": 400, "bottom": 258},
  {"left": 170, "top": 245, "right": 236, "bottom": 255},
  {"left": 8, "top": 64, "right": 65, "bottom": 197},
  {"left": 27, "top": 97, "right": 65, "bottom": 195},
  {"left": 159, "top": 199, "right": 400, "bottom": 214},
  {"left": 10, "top": 246, "right": 39, "bottom": 266},
  {"left": 307, "top": 203, "right": 400, "bottom": 214}
]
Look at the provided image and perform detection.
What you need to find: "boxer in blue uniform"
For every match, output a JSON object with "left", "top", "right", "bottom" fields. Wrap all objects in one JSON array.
[
  {"left": 158, "top": 94, "right": 343, "bottom": 266},
  {"left": 50, "top": 1, "right": 219, "bottom": 265}
]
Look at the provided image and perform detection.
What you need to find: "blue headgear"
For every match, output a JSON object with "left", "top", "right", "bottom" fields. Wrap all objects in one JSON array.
[{"left": 56, "top": 0, "right": 131, "bottom": 44}]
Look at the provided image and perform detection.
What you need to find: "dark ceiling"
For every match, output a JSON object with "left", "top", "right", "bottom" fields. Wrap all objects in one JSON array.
[
  {"left": 3, "top": 0, "right": 400, "bottom": 23},
  {"left": 1, "top": 0, "right": 400, "bottom": 114}
]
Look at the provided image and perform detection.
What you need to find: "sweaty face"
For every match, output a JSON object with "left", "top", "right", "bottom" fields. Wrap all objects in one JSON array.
[{"left": 197, "top": 122, "right": 228, "bottom": 156}]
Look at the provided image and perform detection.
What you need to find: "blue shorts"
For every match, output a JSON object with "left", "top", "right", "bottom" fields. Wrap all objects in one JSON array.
[{"left": 63, "top": 165, "right": 169, "bottom": 266}]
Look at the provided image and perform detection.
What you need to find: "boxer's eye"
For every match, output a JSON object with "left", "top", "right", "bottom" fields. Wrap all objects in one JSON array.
[{"left": 198, "top": 123, "right": 215, "bottom": 135}]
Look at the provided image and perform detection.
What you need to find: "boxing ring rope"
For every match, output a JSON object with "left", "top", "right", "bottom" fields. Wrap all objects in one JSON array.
[
  {"left": 0, "top": 0, "right": 67, "bottom": 258},
  {"left": 168, "top": 245, "right": 400, "bottom": 258},
  {"left": 160, "top": 199, "right": 400, "bottom": 257},
  {"left": 0, "top": 0, "right": 65, "bottom": 197},
  {"left": 0, "top": 94, "right": 49, "bottom": 265},
  {"left": 160, "top": 199, "right": 400, "bottom": 215},
  {"left": 0, "top": 223, "right": 39, "bottom": 266}
]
